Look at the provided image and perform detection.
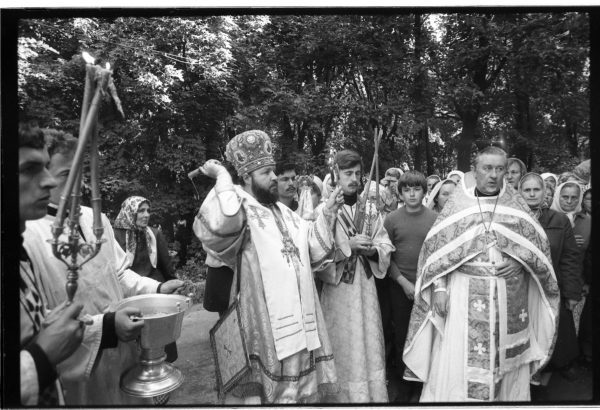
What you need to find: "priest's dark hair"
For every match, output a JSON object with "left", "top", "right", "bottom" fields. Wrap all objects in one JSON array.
[
  {"left": 334, "top": 149, "right": 363, "bottom": 171},
  {"left": 275, "top": 162, "right": 297, "bottom": 176},
  {"left": 18, "top": 121, "right": 45, "bottom": 149}
]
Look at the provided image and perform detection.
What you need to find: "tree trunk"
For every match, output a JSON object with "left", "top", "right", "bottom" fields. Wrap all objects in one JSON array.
[
  {"left": 513, "top": 90, "right": 532, "bottom": 166},
  {"left": 457, "top": 113, "right": 478, "bottom": 171},
  {"left": 280, "top": 112, "right": 295, "bottom": 162}
]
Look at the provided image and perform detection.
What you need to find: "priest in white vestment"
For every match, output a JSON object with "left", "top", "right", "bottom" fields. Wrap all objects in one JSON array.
[
  {"left": 193, "top": 130, "right": 343, "bottom": 404},
  {"left": 23, "top": 130, "right": 183, "bottom": 405},
  {"left": 315, "top": 149, "right": 394, "bottom": 403}
]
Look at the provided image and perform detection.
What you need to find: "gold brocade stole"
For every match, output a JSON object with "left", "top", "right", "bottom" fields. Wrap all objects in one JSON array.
[{"left": 337, "top": 206, "right": 373, "bottom": 284}]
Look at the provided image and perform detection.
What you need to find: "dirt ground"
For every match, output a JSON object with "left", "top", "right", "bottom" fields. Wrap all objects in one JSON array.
[{"left": 169, "top": 304, "right": 594, "bottom": 405}]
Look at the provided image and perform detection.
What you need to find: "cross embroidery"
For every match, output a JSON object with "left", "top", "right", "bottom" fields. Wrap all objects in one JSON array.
[
  {"left": 247, "top": 205, "right": 270, "bottom": 229},
  {"left": 519, "top": 309, "right": 528, "bottom": 322},
  {"left": 281, "top": 236, "right": 301, "bottom": 267},
  {"left": 473, "top": 343, "right": 487, "bottom": 355},
  {"left": 473, "top": 299, "right": 486, "bottom": 312},
  {"left": 223, "top": 343, "right": 232, "bottom": 357}
]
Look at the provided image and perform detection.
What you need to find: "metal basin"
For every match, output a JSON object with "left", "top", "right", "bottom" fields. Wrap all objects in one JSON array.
[{"left": 115, "top": 293, "right": 191, "bottom": 349}]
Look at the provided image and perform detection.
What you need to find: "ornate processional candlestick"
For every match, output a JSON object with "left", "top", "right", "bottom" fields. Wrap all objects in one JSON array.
[{"left": 48, "top": 51, "right": 124, "bottom": 302}]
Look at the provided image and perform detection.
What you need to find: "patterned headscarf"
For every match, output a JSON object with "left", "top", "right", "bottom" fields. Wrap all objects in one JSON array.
[{"left": 114, "top": 196, "right": 157, "bottom": 268}]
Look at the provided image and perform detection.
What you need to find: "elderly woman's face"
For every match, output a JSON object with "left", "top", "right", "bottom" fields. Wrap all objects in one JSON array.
[
  {"left": 520, "top": 178, "right": 544, "bottom": 209},
  {"left": 544, "top": 177, "right": 556, "bottom": 190},
  {"left": 559, "top": 185, "right": 581, "bottom": 212},
  {"left": 506, "top": 163, "right": 523, "bottom": 189},
  {"left": 136, "top": 202, "right": 151, "bottom": 228}
]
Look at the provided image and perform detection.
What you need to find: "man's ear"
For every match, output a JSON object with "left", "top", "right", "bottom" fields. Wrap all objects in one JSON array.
[{"left": 242, "top": 173, "right": 251, "bottom": 185}]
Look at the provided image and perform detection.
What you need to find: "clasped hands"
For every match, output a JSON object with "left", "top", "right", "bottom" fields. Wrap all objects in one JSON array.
[{"left": 350, "top": 233, "right": 376, "bottom": 257}]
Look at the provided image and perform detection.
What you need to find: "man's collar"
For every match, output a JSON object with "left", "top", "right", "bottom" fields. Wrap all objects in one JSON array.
[{"left": 475, "top": 187, "right": 500, "bottom": 197}]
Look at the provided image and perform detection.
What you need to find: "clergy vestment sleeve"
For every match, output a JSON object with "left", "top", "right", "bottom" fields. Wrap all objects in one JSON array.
[
  {"left": 56, "top": 313, "right": 104, "bottom": 380},
  {"left": 20, "top": 350, "right": 40, "bottom": 405},
  {"left": 308, "top": 206, "right": 337, "bottom": 271},
  {"left": 193, "top": 187, "right": 246, "bottom": 266},
  {"left": 364, "top": 215, "right": 394, "bottom": 279}
]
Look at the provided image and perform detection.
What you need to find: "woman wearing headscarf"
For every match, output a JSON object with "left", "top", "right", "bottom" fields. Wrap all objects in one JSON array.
[
  {"left": 519, "top": 173, "right": 583, "bottom": 382},
  {"left": 114, "top": 196, "right": 179, "bottom": 402},
  {"left": 540, "top": 172, "right": 558, "bottom": 191},
  {"left": 114, "top": 196, "right": 177, "bottom": 283},
  {"left": 446, "top": 170, "right": 464, "bottom": 184},
  {"left": 551, "top": 181, "right": 584, "bottom": 227},
  {"left": 506, "top": 157, "right": 527, "bottom": 190},
  {"left": 423, "top": 175, "right": 442, "bottom": 205},
  {"left": 296, "top": 175, "right": 323, "bottom": 221},
  {"left": 425, "top": 179, "right": 456, "bottom": 214}
]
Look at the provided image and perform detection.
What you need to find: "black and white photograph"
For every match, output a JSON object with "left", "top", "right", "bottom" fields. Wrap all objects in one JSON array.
[{"left": 2, "top": 6, "right": 596, "bottom": 406}]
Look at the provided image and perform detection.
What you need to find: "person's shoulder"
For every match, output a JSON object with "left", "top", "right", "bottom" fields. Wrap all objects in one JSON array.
[
  {"left": 385, "top": 207, "right": 405, "bottom": 221},
  {"left": 542, "top": 209, "right": 571, "bottom": 228}
]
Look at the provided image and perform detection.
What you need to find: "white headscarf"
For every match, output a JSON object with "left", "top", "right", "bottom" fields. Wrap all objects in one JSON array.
[
  {"left": 447, "top": 170, "right": 464, "bottom": 182},
  {"left": 321, "top": 173, "right": 334, "bottom": 203},
  {"left": 425, "top": 178, "right": 456, "bottom": 211},
  {"left": 540, "top": 172, "right": 558, "bottom": 187},
  {"left": 551, "top": 181, "right": 583, "bottom": 226},
  {"left": 296, "top": 175, "right": 324, "bottom": 221}
]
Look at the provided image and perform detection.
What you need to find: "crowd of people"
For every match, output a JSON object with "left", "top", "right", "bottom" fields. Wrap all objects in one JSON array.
[{"left": 18, "top": 123, "right": 591, "bottom": 405}]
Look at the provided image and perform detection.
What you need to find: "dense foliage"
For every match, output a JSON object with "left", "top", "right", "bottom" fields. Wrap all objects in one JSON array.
[{"left": 18, "top": 13, "right": 590, "bottom": 274}]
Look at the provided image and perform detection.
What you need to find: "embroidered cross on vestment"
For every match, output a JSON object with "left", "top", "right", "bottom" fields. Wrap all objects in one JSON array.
[{"left": 519, "top": 309, "right": 528, "bottom": 322}]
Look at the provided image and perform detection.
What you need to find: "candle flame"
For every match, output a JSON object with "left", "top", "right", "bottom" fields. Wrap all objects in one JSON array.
[
  {"left": 105, "top": 62, "right": 111, "bottom": 70},
  {"left": 82, "top": 51, "right": 95, "bottom": 64}
]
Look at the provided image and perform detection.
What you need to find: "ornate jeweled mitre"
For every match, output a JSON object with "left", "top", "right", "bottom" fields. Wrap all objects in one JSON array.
[{"left": 225, "top": 130, "right": 276, "bottom": 175}]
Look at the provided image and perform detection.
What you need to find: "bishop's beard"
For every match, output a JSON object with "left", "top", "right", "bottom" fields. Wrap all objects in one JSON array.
[{"left": 251, "top": 178, "right": 278, "bottom": 205}]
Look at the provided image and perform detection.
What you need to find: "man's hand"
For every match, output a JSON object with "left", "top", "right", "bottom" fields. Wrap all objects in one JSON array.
[
  {"left": 35, "top": 302, "right": 84, "bottom": 366},
  {"left": 397, "top": 278, "right": 415, "bottom": 301},
  {"left": 432, "top": 290, "right": 448, "bottom": 317},
  {"left": 324, "top": 186, "right": 344, "bottom": 215},
  {"left": 496, "top": 257, "right": 522, "bottom": 278},
  {"left": 565, "top": 299, "right": 579, "bottom": 311},
  {"left": 199, "top": 159, "right": 228, "bottom": 179},
  {"left": 115, "top": 307, "right": 145, "bottom": 342},
  {"left": 160, "top": 279, "right": 184, "bottom": 294},
  {"left": 574, "top": 234, "right": 585, "bottom": 247},
  {"left": 349, "top": 234, "right": 373, "bottom": 255}
]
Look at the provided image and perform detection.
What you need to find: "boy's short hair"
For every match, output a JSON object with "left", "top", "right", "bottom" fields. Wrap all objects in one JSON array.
[
  {"left": 335, "top": 149, "right": 363, "bottom": 171},
  {"left": 19, "top": 122, "right": 46, "bottom": 149},
  {"left": 398, "top": 170, "right": 427, "bottom": 192}
]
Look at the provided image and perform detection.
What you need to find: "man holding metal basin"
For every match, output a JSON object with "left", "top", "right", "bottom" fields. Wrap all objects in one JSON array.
[{"left": 23, "top": 129, "right": 184, "bottom": 405}]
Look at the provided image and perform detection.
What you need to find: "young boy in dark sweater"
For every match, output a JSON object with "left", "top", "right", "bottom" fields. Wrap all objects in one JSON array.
[{"left": 383, "top": 170, "right": 438, "bottom": 403}]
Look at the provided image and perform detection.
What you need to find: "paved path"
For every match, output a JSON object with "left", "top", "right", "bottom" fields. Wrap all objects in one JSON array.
[
  {"left": 169, "top": 304, "right": 594, "bottom": 405},
  {"left": 169, "top": 304, "right": 219, "bottom": 405}
]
